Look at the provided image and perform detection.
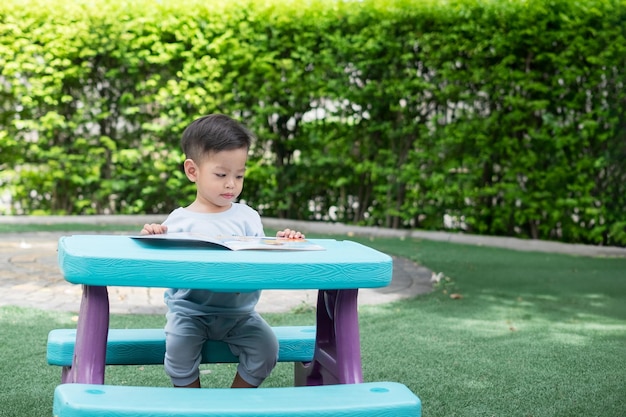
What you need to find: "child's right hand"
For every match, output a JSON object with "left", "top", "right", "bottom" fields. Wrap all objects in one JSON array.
[{"left": 140, "top": 223, "right": 168, "bottom": 235}]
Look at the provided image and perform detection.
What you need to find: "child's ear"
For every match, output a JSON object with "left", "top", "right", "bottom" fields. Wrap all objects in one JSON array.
[{"left": 183, "top": 159, "right": 198, "bottom": 182}]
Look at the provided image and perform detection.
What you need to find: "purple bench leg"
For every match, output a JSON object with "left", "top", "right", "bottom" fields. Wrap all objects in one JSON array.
[
  {"left": 306, "top": 289, "right": 363, "bottom": 385},
  {"left": 61, "top": 285, "right": 110, "bottom": 384}
]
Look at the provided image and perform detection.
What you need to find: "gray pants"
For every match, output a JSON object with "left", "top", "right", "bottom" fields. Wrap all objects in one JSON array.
[{"left": 164, "top": 311, "right": 279, "bottom": 386}]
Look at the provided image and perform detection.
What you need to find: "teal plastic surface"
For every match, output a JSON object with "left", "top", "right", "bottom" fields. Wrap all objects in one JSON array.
[
  {"left": 57, "top": 236, "right": 392, "bottom": 290},
  {"left": 53, "top": 382, "right": 422, "bottom": 417},
  {"left": 48, "top": 326, "right": 316, "bottom": 366}
]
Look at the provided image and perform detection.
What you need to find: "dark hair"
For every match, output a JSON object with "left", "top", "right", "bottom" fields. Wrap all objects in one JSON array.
[{"left": 181, "top": 114, "right": 254, "bottom": 162}]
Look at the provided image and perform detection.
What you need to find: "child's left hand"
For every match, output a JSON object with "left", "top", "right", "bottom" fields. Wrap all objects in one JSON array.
[{"left": 276, "top": 228, "right": 305, "bottom": 239}]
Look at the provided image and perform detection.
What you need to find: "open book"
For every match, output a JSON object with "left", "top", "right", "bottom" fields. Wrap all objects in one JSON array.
[{"left": 131, "top": 232, "right": 326, "bottom": 251}]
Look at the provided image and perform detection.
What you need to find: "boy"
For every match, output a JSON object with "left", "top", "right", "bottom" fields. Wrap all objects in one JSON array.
[{"left": 141, "top": 114, "right": 305, "bottom": 388}]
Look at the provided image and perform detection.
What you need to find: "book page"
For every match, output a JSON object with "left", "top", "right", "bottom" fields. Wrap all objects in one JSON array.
[{"left": 131, "top": 233, "right": 325, "bottom": 251}]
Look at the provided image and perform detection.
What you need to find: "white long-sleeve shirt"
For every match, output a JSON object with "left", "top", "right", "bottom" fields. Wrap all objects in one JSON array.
[{"left": 162, "top": 204, "right": 265, "bottom": 316}]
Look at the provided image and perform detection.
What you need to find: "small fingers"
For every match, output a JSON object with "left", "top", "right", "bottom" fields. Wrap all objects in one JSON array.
[
  {"left": 140, "top": 223, "right": 168, "bottom": 235},
  {"left": 276, "top": 228, "right": 305, "bottom": 239}
]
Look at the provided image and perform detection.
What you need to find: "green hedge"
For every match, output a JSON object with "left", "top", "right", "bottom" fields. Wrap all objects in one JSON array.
[{"left": 1, "top": 0, "right": 625, "bottom": 246}]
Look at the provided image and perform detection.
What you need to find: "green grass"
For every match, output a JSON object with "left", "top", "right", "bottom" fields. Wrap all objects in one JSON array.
[
  {"left": 1, "top": 233, "right": 625, "bottom": 416},
  {"left": 0, "top": 223, "right": 140, "bottom": 233},
  {"left": 355, "top": 237, "right": 626, "bottom": 416}
]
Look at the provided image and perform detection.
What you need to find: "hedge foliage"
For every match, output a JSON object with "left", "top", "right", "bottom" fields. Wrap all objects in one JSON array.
[{"left": 1, "top": 0, "right": 625, "bottom": 245}]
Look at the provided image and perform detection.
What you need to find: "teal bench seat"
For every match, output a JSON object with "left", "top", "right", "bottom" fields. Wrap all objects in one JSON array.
[
  {"left": 48, "top": 326, "right": 316, "bottom": 366},
  {"left": 53, "top": 381, "right": 422, "bottom": 417}
]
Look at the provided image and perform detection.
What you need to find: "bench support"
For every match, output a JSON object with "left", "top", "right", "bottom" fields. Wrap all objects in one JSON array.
[
  {"left": 304, "top": 289, "right": 362, "bottom": 385},
  {"left": 63, "top": 285, "right": 109, "bottom": 384}
]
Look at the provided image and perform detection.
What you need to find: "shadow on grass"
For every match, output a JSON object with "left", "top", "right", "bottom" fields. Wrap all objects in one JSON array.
[{"left": 352, "top": 239, "right": 626, "bottom": 416}]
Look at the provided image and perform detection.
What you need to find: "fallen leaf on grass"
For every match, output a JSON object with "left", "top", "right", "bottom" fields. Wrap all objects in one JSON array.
[{"left": 450, "top": 293, "right": 463, "bottom": 299}]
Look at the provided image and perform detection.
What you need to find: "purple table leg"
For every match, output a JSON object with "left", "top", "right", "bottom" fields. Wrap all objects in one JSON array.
[
  {"left": 306, "top": 289, "right": 363, "bottom": 385},
  {"left": 61, "top": 285, "right": 110, "bottom": 384}
]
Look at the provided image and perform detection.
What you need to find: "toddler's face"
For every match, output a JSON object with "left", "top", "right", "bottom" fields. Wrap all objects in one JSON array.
[{"left": 187, "top": 147, "right": 248, "bottom": 213}]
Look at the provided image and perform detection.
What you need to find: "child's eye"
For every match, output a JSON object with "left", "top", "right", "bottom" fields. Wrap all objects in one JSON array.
[
  {"left": 215, "top": 173, "right": 226, "bottom": 178},
  {"left": 236, "top": 175, "right": 244, "bottom": 180}
]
